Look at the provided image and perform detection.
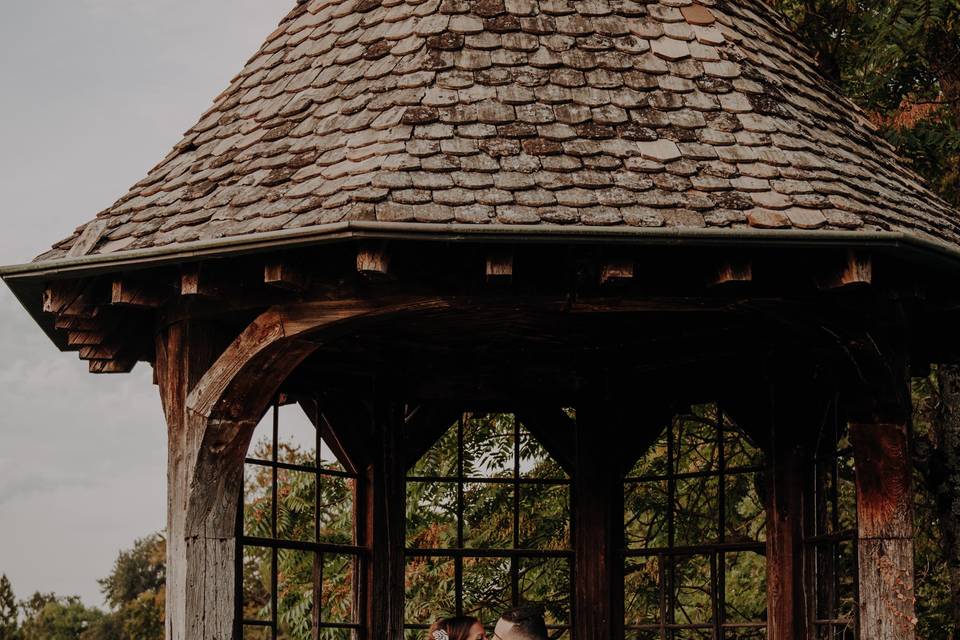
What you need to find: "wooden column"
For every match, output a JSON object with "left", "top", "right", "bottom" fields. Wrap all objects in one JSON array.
[
  {"left": 573, "top": 402, "right": 624, "bottom": 640},
  {"left": 850, "top": 422, "right": 917, "bottom": 639},
  {"left": 361, "top": 400, "right": 406, "bottom": 640},
  {"left": 155, "top": 320, "right": 220, "bottom": 640}
]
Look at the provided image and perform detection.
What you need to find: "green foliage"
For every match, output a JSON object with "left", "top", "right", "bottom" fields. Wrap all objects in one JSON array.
[
  {"left": 18, "top": 593, "right": 103, "bottom": 640},
  {"left": 0, "top": 576, "right": 18, "bottom": 640}
]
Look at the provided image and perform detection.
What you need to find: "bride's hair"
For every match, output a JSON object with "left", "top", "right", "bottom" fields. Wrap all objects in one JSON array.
[{"left": 428, "top": 616, "right": 480, "bottom": 640}]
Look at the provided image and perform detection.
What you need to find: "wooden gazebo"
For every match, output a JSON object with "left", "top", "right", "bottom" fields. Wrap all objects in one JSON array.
[{"left": 4, "top": 0, "right": 960, "bottom": 638}]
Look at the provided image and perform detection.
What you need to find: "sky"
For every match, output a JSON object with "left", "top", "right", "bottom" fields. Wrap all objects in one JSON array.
[{"left": 0, "top": 0, "right": 292, "bottom": 607}]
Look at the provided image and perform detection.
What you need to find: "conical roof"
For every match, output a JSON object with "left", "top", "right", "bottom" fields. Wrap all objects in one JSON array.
[{"left": 36, "top": 0, "right": 960, "bottom": 262}]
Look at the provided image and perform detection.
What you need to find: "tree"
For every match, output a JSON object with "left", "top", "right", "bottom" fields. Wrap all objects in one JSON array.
[
  {"left": 0, "top": 575, "right": 18, "bottom": 640},
  {"left": 18, "top": 593, "right": 103, "bottom": 640},
  {"left": 93, "top": 534, "right": 165, "bottom": 640}
]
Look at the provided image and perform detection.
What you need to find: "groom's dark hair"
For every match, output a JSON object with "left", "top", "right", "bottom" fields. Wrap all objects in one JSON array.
[{"left": 500, "top": 606, "right": 548, "bottom": 640}]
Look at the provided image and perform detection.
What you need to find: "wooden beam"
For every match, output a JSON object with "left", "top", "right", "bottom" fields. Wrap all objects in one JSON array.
[
  {"left": 709, "top": 258, "right": 753, "bottom": 286},
  {"left": 55, "top": 316, "right": 104, "bottom": 332},
  {"left": 89, "top": 358, "right": 136, "bottom": 374},
  {"left": 485, "top": 250, "right": 514, "bottom": 284},
  {"left": 111, "top": 278, "right": 166, "bottom": 308},
  {"left": 600, "top": 256, "right": 635, "bottom": 285},
  {"left": 404, "top": 404, "right": 462, "bottom": 469},
  {"left": 67, "top": 331, "right": 107, "bottom": 347},
  {"left": 79, "top": 342, "right": 125, "bottom": 361},
  {"left": 264, "top": 262, "right": 308, "bottom": 292},
  {"left": 850, "top": 422, "right": 917, "bottom": 639},
  {"left": 514, "top": 407, "right": 576, "bottom": 475},
  {"left": 179, "top": 266, "right": 220, "bottom": 298},
  {"left": 298, "top": 397, "right": 371, "bottom": 475},
  {"left": 357, "top": 244, "right": 391, "bottom": 278},
  {"left": 819, "top": 251, "right": 872, "bottom": 289}
]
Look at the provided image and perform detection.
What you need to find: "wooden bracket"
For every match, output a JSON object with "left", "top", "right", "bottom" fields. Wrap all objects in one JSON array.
[
  {"left": 485, "top": 250, "right": 514, "bottom": 284},
  {"left": 357, "top": 243, "right": 391, "bottom": 278},
  {"left": 264, "top": 262, "right": 309, "bottom": 292},
  {"left": 180, "top": 265, "right": 221, "bottom": 298},
  {"left": 819, "top": 250, "right": 872, "bottom": 289},
  {"left": 112, "top": 278, "right": 166, "bottom": 308},
  {"left": 709, "top": 258, "right": 753, "bottom": 286}
]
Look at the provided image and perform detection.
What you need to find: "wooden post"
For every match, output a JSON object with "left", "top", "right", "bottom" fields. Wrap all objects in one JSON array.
[
  {"left": 850, "top": 422, "right": 917, "bottom": 639},
  {"left": 361, "top": 400, "right": 406, "bottom": 640},
  {"left": 155, "top": 320, "right": 219, "bottom": 640},
  {"left": 573, "top": 402, "right": 624, "bottom": 640}
]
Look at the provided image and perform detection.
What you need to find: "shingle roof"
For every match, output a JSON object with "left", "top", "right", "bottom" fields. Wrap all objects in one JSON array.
[{"left": 36, "top": 0, "right": 960, "bottom": 262}]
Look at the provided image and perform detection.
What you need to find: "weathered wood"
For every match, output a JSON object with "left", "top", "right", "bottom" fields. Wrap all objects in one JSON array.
[
  {"left": 600, "top": 256, "right": 635, "bottom": 285},
  {"left": 850, "top": 422, "right": 917, "bottom": 639},
  {"left": 573, "top": 402, "right": 624, "bottom": 640},
  {"left": 485, "top": 250, "right": 514, "bottom": 283},
  {"left": 88, "top": 358, "right": 137, "bottom": 374},
  {"left": 709, "top": 258, "right": 753, "bottom": 286},
  {"left": 819, "top": 251, "right": 872, "bottom": 289},
  {"left": 362, "top": 401, "right": 405, "bottom": 640},
  {"left": 264, "top": 262, "right": 308, "bottom": 292},
  {"left": 54, "top": 315, "right": 104, "bottom": 331},
  {"left": 180, "top": 266, "right": 221, "bottom": 298},
  {"left": 357, "top": 244, "right": 391, "bottom": 277},
  {"left": 79, "top": 342, "right": 124, "bottom": 361},
  {"left": 298, "top": 397, "right": 372, "bottom": 475},
  {"left": 404, "top": 404, "right": 462, "bottom": 469},
  {"left": 67, "top": 331, "right": 106, "bottom": 347},
  {"left": 514, "top": 407, "right": 576, "bottom": 475},
  {"left": 111, "top": 278, "right": 165, "bottom": 308}
]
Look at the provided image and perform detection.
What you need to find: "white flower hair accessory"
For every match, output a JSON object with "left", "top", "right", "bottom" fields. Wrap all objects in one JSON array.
[{"left": 432, "top": 631, "right": 450, "bottom": 640}]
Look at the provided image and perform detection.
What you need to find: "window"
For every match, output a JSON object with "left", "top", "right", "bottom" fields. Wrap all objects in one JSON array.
[
  {"left": 623, "top": 405, "right": 767, "bottom": 639},
  {"left": 804, "top": 404, "right": 857, "bottom": 639},
  {"left": 405, "top": 413, "right": 573, "bottom": 639},
  {"left": 239, "top": 400, "right": 363, "bottom": 640}
]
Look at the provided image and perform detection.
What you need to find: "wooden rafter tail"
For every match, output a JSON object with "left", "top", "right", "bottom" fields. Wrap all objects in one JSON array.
[
  {"left": 264, "top": 262, "right": 309, "bottom": 292},
  {"left": 42, "top": 281, "right": 85, "bottom": 315},
  {"left": 67, "top": 331, "right": 107, "bottom": 348},
  {"left": 111, "top": 278, "right": 167, "bottom": 308},
  {"left": 600, "top": 256, "right": 635, "bottom": 285},
  {"left": 88, "top": 358, "right": 137, "bottom": 374},
  {"left": 818, "top": 250, "right": 872, "bottom": 289},
  {"left": 357, "top": 243, "right": 391, "bottom": 278},
  {"left": 709, "top": 258, "right": 753, "bottom": 286},
  {"left": 79, "top": 342, "right": 125, "bottom": 361},
  {"left": 180, "top": 265, "right": 221, "bottom": 298},
  {"left": 55, "top": 316, "right": 103, "bottom": 332},
  {"left": 485, "top": 250, "right": 514, "bottom": 284}
]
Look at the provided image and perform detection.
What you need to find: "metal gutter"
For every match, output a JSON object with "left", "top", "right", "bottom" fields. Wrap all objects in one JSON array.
[{"left": 3, "top": 221, "right": 960, "bottom": 355}]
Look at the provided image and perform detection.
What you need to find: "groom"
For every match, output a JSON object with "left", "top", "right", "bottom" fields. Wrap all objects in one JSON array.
[{"left": 492, "top": 606, "right": 549, "bottom": 640}]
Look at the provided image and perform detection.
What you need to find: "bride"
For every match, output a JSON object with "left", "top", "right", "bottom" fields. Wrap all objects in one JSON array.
[{"left": 428, "top": 616, "right": 488, "bottom": 640}]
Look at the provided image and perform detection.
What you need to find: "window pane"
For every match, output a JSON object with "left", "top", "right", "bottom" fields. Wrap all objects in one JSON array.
[
  {"left": 625, "top": 481, "right": 669, "bottom": 550},
  {"left": 673, "top": 554, "right": 713, "bottom": 626},
  {"left": 723, "top": 627, "right": 765, "bottom": 640},
  {"left": 244, "top": 625, "right": 271, "bottom": 640},
  {"left": 462, "top": 556, "right": 511, "bottom": 625},
  {"left": 674, "top": 475, "right": 719, "bottom": 546},
  {"left": 406, "top": 481, "right": 458, "bottom": 549},
  {"left": 244, "top": 463, "right": 273, "bottom": 539},
  {"left": 722, "top": 416, "right": 762, "bottom": 469},
  {"left": 279, "top": 403, "right": 319, "bottom": 467},
  {"left": 409, "top": 420, "right": 460, "bottom": 479},
  {"left": 724, "top": 551, "right": 766, "bottom": 622},
  {"left": 322, "top": 554, "right": 356, "bottom": 624},
  {"left": 674, "top": 408, "right": 719, "bottom": 476},
  {"left": 405, "top": 556, "right": 456, "bottom": 624},
  {"left": 318, "top": 474, "right": 354, "bottom": 545},
  {"left": 519, "top": 483, "right": 569, "bottom": 549},
  {"left": 519, "top": 557, "right": 570, "bottom": 625},
  {"left": 519, "top": 422, "right": 567, "bottom": 479},
  {"left": 725, "top": 473, "right": 765, "bottom": 543},
  {"left": 277, "top": 548, "right": 315, "bottom": 640},
  {"left": 463, "top": 482, "right": 513, "bottom": 549},
  {"left": 464, "top": 413, "right": 515, "bottom": 478},
  {"left": 277, "top": 469, "right": 317, "bottom": 543},
  {"left": 629, "top": 427, "right": 669, "bottom": 478},
  {"left": 624, "top": 555, "right": 661, "bottom": 626},
  {"left": 242, "top": 545, "right": 272, "bottom": 622}
]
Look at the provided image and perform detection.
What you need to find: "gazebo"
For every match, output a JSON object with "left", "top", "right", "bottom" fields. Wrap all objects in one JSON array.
[{"left": 4, "top": 0, "right": 959, "bottom": 638}]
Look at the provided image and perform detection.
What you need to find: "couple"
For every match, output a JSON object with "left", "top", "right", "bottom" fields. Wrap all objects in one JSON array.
[{"left": 428, "top": 605, "right": 548, "bottom": 640}]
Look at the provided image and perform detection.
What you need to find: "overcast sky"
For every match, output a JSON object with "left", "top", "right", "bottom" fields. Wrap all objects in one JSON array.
[{"left": 0, "top": 0, "right": 291, "bottom": 607}]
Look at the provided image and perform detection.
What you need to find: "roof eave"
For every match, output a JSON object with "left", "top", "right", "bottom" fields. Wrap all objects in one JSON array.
[{"left": 4, "top": 221, "right": 959, "bottom": 353}]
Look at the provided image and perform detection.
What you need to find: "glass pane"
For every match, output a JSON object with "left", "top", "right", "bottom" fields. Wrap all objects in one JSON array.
[
  {"left": 673, "top": 627, "right": 712, "bottom": 639},
  {"left": 723, "top": 626, "right": 765, "bottom": 639},
  {"left": 464, "top": 413, "right": 515, "bottom": 478},
  {"left": 462, "top": 556, "right": 511, "bottom": 625},
  {"left": 519, "top": 483, "right": 569, "bottom": 549},
  {"left": 519, "top": 422, "right": 567, "bottom": 479},
  {"left": 280, "top": 402, "right": 319, "bottom": 466},
  {"left": 629, "top": 426, "right": 669, "bottom": 478},
  {"left": 405, "top": 556, "right": 456, "bottom": 624},
  {"left": 244, "top": 462, "right": 274, "bottom": 538},
  {"left": 724, "top": 551, "right": 766, "bottom": 622},
  {"left": 463, "top": 482, "right": 513, "bottom": 549},
  {"left": 242, "top": 545, "right": 272, "bottom": 622},
  {"left": 317, "top": 629, "right": 354, "bottom": 640},
  {"left": 625, "top": 481, "right": 669, "bottom": 549},
  {"left": 673, "top": 554, "right": 713, "bottom": 626},
  {"left": 723, "top": 423, "right": 763, "bottom": 469},
  {"left": 725, "top": 473, "right": 766, "bottom": 543},
  {"left": 837, "top": 540, "right": 857, "bottom": 622},
  {"left": 277, "top": 548, "right": 315, "bottom": 640},
  {"left": 249, "top": 407, "right": 276, "bottom": 462},
  {"left": 277, "top": 469, "right": 317, "bottom": 543},
  {"left": 624, "top": 555, "right": 661, "bottom": 626},
  {"left": 244, "top": 625, "right": 271, "bottom": 640},
  {"left": 674, "top": 409, "right": 719, "bottom": 476},
  {"left": 321, "top": 554, "right": 356, "bottom": 624},
  {"left": 406, "top": 481, "right": 458, "bottom": 549},
  {"left": 409, "top": 419, "right": 460, "bottom": 479},
  {"left": 519, "top": 557, "right": 570, "bottom": 625},
  {"left": 318, "top": 474, "right": 354, "bottom": 545},
  {"left": 319, "top": 436, "right": 346, "bottom": 473},
  {"left": 674, "top": 475, "right": 719, "bottom": 546}
]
